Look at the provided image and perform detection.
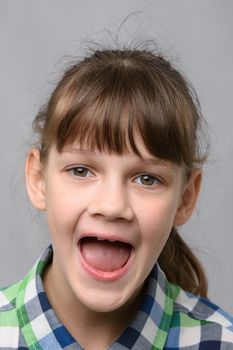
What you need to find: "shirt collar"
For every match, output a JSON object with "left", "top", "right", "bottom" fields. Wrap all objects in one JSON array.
[{"left": 15, "top": 246, "right": 174, "bottom": 349}]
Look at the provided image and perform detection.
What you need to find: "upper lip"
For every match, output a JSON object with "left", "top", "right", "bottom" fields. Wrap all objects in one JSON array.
[{"left": 78, "top": 232, "right": 135, "bottom": 247}]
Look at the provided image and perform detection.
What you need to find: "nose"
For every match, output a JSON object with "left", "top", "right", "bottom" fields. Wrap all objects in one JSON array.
[{"left": 87, "top": 179, "right": 134, "bottom": 221}]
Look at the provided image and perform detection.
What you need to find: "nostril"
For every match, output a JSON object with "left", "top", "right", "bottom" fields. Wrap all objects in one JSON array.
[{"left": 88, "top": 201, "right": 134, "bottom": 221}]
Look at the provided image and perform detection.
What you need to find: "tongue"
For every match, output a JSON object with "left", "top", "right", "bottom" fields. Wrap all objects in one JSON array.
[{"left": 81, "top": 238, "right": 131, "bottom": 272}]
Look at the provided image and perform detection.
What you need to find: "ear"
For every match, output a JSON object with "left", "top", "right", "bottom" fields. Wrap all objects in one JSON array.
[
  {"left": 25, "top": 148, "right": 46, "bottom": 211},
  {"left": 173, "top": 169, "right": 202, "bottom": 227}
]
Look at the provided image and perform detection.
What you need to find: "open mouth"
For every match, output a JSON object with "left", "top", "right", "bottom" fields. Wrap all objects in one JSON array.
[{"left": 79, "top": 236, "right": 133, "bottom": 274}]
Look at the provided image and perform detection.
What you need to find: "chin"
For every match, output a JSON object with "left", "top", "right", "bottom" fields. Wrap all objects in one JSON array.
[
  {"left": 92, "top": 295, "right": 128, "bottom": 313},
  {"left": 75, "top": 287, "right": 133, "bottom": 314}
]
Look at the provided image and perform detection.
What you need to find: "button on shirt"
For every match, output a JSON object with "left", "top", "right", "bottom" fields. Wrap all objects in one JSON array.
[{"left": 0, "top": 246, "right": 233, "bottom": 349}]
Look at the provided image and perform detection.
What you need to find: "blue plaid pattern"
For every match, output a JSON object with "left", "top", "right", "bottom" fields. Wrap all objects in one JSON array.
[{"left": 0, "top": 246, "right": 233, "bottom": 349}]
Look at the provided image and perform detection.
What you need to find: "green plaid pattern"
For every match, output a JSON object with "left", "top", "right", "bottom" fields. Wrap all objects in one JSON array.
[{"left": 0, "top": 246, "right": 233, "bottom": 349}]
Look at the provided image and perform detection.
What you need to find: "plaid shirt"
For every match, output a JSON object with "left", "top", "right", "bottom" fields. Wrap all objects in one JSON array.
[{"left": 0, "top": 246, "right": 233, "bottom": 349}]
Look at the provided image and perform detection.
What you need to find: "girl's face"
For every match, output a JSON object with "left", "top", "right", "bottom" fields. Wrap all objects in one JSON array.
[{"left": 26, "top": 137, "right": 200, "bottom": 313}]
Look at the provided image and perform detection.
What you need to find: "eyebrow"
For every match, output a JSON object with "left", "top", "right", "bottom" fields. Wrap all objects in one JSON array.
[
  {"left": 63, "top": 148, "right": 172, "bottom": 168},
  {"left": 63, "top": 148, "right": 99, "bottom": 156},
  {"left": 138, "top": 158, "right": 172, "bottom": 170}
]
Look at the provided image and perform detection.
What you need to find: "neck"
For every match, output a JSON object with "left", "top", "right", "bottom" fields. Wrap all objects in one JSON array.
[{"left": 42, "top": 261, "right": 143, "bottom": 350}]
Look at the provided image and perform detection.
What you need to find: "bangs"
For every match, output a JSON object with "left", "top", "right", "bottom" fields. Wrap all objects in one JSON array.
[{"left": 46, "top": 54, "right": 199, "bottom": 167}]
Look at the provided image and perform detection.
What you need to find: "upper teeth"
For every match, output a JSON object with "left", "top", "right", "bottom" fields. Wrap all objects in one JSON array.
[{"left": 97, "top": 237, "right": 116, "bottom": 242}]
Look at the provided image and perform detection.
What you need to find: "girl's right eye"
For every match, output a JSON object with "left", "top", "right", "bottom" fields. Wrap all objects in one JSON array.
[{"left": 67, "top": 166, "right": 93, "bottom": 178}]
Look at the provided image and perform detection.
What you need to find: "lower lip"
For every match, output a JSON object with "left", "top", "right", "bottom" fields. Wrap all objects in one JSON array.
[{"left": 77, "top": 243, "right": 134, "bottom": 282}]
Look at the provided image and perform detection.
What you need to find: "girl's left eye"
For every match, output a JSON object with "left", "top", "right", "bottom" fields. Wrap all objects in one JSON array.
[
  {"left": 68, "top": 166, "right": 92, "bottom": 178},
  {"left": 134, "top": 174, "right": 161, "bottom": 187}
]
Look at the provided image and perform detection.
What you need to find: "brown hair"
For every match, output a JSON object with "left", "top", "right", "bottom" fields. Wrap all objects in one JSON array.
[{"left": 33, "top": 46, "right": 208, "bottom": 297}]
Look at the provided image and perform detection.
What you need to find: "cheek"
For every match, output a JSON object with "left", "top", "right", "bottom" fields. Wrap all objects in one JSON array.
[
  {"left": 136, "top": 193, "right": 180, "bottom": 243},
  {"left": 141, "top": 215, "right": 171, "bottom": 258},
  {"left": 136, "top": 200, "right": 178, "bottom": 273},
  {"left": 45, "top": 182, "right": 84, "bottom": 238}
]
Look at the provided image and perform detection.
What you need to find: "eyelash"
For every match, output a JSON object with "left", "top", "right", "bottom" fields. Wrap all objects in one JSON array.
[
  {"left": 67, "top": 166, "right": 93, "bottom": 178},
  {"left": 67, "top": 166, "right": 162, "bottom": 188},
  {"left": 133, "top": 174, "right": 162, "bottom": 187}
]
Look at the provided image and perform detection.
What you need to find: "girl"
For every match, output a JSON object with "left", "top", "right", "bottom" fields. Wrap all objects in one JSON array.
[{"left": 0, "top": 46, "right": 233, "bottom": 350}]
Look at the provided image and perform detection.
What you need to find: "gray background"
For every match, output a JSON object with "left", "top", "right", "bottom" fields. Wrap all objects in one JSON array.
[{"left": 0, "top": 0, "right": 232, "bottom": 314}]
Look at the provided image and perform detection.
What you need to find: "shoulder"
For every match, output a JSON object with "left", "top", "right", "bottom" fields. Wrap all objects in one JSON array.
[
  {"left": 0, "top": 281, "right": 21, "bottom": 348},
  {"left": 166, "top": 283, "right": 233, "bottom": 349},
  {"left": 0, "top": 280, "right": 21, "bottom": 309},
  {"left": 0, "top": 247, "right": 52, "bottom": 349}
]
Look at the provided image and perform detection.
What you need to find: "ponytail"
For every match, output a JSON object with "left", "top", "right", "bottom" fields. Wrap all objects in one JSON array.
[{"left": 158, "top": 228, "right": 208, "bottom": 297}]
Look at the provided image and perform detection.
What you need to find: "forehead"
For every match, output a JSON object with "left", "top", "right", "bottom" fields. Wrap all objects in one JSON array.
[
  {"left": 61, "top": 131, "right": 153, "bottom": 160},
  {"left": 53, "top": 139, "right": 179, "bottom": 172},
  {"left": 54, "top": 124, "right": 184, "bottom": 171}
]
